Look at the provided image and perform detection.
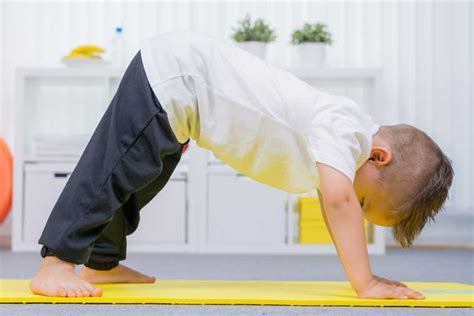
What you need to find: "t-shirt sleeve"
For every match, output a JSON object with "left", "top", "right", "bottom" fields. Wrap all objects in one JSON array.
[{"left": 304, "top": 99, "right": 377, "bottom": 183}]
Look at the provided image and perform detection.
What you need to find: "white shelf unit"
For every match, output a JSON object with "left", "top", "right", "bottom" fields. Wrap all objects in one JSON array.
[
  {"left": 12, "top": 66, "right": 385, "bottom": 255},
  {"left": 12, "top": 66, "right": 195, "bottom": 253}
]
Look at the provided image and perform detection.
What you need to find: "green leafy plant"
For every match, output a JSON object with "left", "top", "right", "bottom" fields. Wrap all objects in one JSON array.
[
  {"left": 291, "top": 23, "right": 332, "bottom": 45},
  {"left": 231, "top": 15, "right": 276, "bottom": 43}
]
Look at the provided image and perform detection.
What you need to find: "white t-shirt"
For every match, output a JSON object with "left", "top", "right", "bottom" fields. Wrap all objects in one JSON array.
[{"left": 141, "top": 32, "right": 379, "bottom": 193}]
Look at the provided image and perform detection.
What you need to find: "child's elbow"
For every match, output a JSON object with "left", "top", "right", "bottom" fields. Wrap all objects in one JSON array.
[{"left": 323, "top": 194, "right": 353, "bottom": 211}]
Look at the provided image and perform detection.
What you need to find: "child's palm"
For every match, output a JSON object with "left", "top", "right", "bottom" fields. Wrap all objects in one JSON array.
[{"left": 358, "top": 278, "right": 425, "bottom": 300}]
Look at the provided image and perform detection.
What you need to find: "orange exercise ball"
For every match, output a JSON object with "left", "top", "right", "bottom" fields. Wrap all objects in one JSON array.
[{"left": 0, "top": 138, "right": 13, "bottom": 224}]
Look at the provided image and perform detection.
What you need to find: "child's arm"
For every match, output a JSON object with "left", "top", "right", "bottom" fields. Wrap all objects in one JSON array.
[
  {"left": 316, "top": 162, "right": 424, "bottom": 300},
  {"left": 316, "top": 188, "right": 408, "bottom": 289}
]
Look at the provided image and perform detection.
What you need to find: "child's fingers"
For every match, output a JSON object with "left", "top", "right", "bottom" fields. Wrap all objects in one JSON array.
[
  {"left": 359, "top": 282, "right": 424, "bottom": 300},
  {"left": 386, "top": 279, "right": 407, "bottom": 288},
  {"left": 395, "top": 286, "right": 425, "bottom": 300},
  {"left": 381, "top": 286, "right": 405, "bottom": 299},
  {"left": 376, "top": 276, "right": 407, "bottom": 288}
]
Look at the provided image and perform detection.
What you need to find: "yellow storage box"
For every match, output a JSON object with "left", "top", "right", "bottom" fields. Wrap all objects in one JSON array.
[
  {"left": 297, "top": 197, "right": 370, "bottom": 244},
  {"left": 298, "top": 197, "right": 324, "bottom": 220},
  {"left": 299, "top": 221, "right": 333, "bottom": 244}
]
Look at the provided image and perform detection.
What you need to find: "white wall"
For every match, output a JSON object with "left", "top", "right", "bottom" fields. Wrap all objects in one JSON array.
[{"left": 0, "top": 1, "right": 472, "bottom": 240}]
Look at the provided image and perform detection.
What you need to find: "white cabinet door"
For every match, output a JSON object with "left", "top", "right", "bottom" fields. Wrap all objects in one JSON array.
[
  {"left": 23, "top": 163, "right": 187, "bottom": 246},
  {"left": 128, "top": 179, "right": 187, "bottom": 244},
  {"left": 207, "top": 174, "right": 287, "bottom": 245},
  {"left": 23, "top": 165, "right": 71, "bottom": 243}
]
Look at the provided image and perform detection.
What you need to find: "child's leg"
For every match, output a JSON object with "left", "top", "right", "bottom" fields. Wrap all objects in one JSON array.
[
  {"left": 30, "top": 51, "right": 183, "bottom": 297},
  {"left": 38, "top": 53, "right": 181, "bottom": 263},
  {"left": 79, "top": 152, "right": 182, "bottom": 284}
]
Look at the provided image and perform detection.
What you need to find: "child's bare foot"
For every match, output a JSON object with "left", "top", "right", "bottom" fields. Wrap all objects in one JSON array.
[
  {"left": 79, "top": 264, "right": 156, "bottom": 284},
  {"left": 30, "top": 256, "right": 103, "bottom": 297}
]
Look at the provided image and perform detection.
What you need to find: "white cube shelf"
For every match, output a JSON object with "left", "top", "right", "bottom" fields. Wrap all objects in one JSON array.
[
  {"left": 12, "top": 67, "right": 193, "bottom": 253},
  {"left": 13, "top": 66, "right": 385, "bottom": 255}
]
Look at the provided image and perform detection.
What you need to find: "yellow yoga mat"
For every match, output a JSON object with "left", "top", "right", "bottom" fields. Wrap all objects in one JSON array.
[{"left": 0, "top": 279, "right": 473, "bottom": 307}]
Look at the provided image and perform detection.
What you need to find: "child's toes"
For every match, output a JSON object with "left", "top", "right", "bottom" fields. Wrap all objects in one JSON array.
[
  {"left": 82, "top": 283, "right": 102, "bottom": 297},
  {"left": 75, "top": 287, "right": 84, "bottom": 297},
  {"left": 65, "top": 287, "right": 77, "bottom": 297},
  {"left": 81, "top": 282, "right": 95, "bottom": 294},
  {"left": 79, "top": 280, "right": 101, "bottom": 297},
  {"left": 56, "top": 286, "right": 68, "bottom": 297},
  {"left": 91, "top": 287, "right": 103, "bottom": 297},
  {"left": 79, "top": 285, "right": 91, "bottom": 297}
]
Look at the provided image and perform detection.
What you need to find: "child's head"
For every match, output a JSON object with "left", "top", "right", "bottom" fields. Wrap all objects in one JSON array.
[{"left": 353, "top": 124, "right": 454, "bottom": 248}]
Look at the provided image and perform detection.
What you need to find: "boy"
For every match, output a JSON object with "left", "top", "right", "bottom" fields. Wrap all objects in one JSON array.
[{"left": 30, "top": 32, "right": 453, "bottom": 299}]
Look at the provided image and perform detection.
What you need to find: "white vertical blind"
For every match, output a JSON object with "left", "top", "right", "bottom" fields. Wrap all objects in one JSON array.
[{"left": 0, "top": 1, "right": 472, "bottom": 213}]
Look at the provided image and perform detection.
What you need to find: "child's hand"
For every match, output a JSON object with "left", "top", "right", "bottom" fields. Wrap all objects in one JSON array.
[
  {"left": 357, "top": 278, "right": 425, "bottom": 300},
  {"left": 373, "top": 275, "right": 407, "bottom": 288}
]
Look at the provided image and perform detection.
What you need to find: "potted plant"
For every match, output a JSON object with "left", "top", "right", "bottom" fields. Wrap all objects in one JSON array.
[
  {"left": 291, "top": 23, "right": 332, "bottom": 69},
  {"left": 231, "top": 15, "right": 276, "bottom": 59}
]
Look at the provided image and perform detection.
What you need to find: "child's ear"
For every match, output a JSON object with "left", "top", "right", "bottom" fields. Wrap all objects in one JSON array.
[{"left": 369, "top": 146, "right": 392, "bottom": 166}]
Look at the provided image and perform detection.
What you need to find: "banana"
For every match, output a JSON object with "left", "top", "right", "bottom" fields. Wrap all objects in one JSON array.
[
  {"left": 63, "top": 52, "right": 101, "bottom": 60},
  {"left": 71, "top": 45, "right": 105, "bottom": 55},
  {"left": 63, "top": 45, "right": 105, "bottom": 61}
]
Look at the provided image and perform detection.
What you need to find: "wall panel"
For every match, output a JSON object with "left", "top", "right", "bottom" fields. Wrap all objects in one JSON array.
[{"left": 0, "top": 1, "right": 472, "bottom": 217}]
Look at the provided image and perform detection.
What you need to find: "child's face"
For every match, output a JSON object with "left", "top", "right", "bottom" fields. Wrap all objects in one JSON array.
[{"left": 353, "top": 148, "right": 399, "bottom": 227}]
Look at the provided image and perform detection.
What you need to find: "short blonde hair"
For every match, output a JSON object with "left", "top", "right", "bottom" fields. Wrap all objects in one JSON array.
[{"left": 376, "top": 124, "right": 454, "bottom": 247}]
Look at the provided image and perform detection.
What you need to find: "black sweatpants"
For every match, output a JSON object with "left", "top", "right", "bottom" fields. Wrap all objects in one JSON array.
[{"left": 38, "top": 52, "right": 185, "bottom": 270}]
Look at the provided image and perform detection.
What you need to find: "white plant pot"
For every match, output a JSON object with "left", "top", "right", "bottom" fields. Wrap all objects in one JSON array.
[
  {"left": 294, "top": 42, "right": 327, "bottom": 69},
  {"left": 236, "top": 41, "right": 267, "bottom": 60}
]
